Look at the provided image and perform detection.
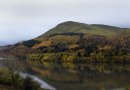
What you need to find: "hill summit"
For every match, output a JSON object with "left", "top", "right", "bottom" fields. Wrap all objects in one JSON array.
[{"left": 40, "top": 21, "right": 127, "bottom": 37}]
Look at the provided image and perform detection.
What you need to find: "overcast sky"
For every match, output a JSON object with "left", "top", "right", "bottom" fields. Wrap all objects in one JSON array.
[{"left": 0, "top": 0, "right": 130, "bottom": 45}]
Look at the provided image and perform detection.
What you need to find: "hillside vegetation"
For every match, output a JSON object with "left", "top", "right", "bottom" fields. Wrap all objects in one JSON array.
[{"left": 2, "top": 21, "right": 130, "bottom": 63}]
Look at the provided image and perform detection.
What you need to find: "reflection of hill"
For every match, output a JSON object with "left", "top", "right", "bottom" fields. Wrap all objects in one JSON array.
[{"left": 30, "top": 61, "right": 130, "bottom": 90}]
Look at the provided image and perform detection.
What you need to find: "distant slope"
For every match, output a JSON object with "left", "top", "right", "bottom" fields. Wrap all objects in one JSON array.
[
  {"left": 0, "top": 45, "right": 11, "bottom": 50},
  {"left": 40, "top": 21, "right": 128, "bottom": 38}
]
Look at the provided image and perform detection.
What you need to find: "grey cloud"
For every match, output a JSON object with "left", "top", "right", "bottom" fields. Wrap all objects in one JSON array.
[{"left": 0, "top": 0, "right": 130, "bottom": 45}]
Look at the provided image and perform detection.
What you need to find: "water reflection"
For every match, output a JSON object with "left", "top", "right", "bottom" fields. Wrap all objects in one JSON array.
[
  {"left": 1, "top": 59, "right": 130, "bottom": 90},
  {"left": 30, "top": 61, "right": 130, "bottom": 90}
]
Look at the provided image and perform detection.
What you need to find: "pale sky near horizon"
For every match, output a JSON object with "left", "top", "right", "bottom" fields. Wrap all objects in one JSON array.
[{"left": 0, "top": 0, "right": 130, "bottom": 45}]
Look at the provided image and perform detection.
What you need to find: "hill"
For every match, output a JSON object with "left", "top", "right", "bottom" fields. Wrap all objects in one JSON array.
[
  {"left": 40, "top": 21, "right": 127, "bottom": 38},
  {"left": 1, "top": 21, "right": 130, "bottom": 63}
]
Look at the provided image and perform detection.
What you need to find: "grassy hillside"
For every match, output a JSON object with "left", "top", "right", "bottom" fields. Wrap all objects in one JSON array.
[{"left": 40, "top": 21, "right": 127, "bottom": 38}]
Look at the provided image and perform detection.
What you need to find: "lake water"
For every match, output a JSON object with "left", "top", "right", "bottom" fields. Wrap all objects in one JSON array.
[{"left": 1, "top": 58, "right": 130, "bottom": 90}]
